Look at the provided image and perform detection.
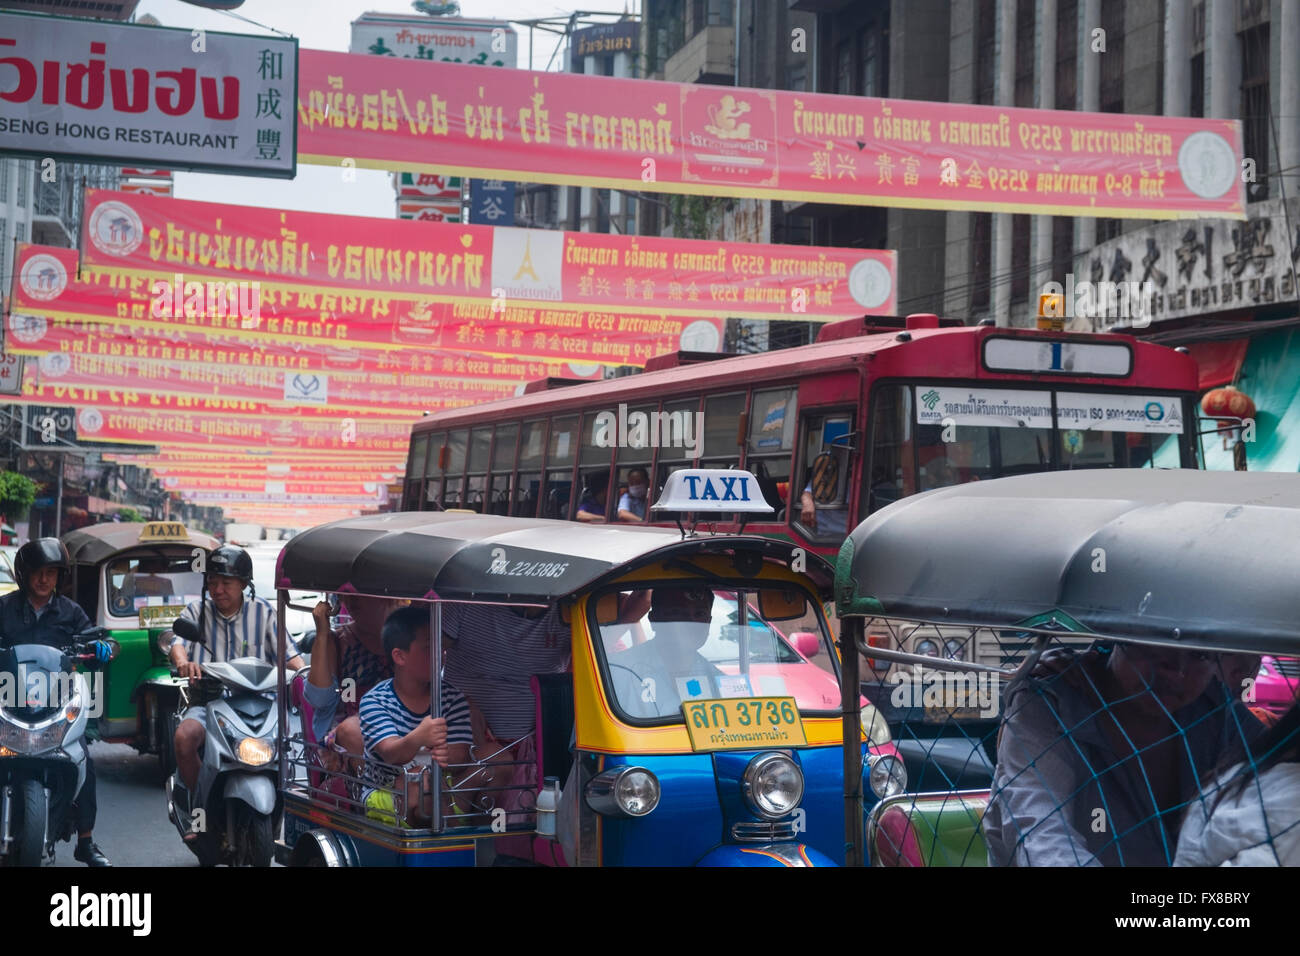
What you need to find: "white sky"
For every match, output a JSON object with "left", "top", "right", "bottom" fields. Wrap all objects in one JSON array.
[{"left": 134, "top": 0, "right": 637, "bottom": 215}]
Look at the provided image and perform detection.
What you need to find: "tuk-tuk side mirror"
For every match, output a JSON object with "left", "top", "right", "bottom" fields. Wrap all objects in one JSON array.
[
  {"left": 758, "top": 588, "right": 806, "bottom": 621},
  {"left": 594, "top": 593, "right": 620, "bottom": 625}
]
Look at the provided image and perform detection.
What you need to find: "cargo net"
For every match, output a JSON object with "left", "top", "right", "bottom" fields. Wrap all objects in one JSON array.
[
  {"left": 858, "top": 618, "right": 1300, "bottom": 867},
  {"left": 285, "top": 732, "right": 537, "bottom": 835}
]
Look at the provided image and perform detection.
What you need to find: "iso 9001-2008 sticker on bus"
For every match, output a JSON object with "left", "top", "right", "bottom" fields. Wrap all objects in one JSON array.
[{"left": 682, "top": 697, "right": 808, "bottom": 752}]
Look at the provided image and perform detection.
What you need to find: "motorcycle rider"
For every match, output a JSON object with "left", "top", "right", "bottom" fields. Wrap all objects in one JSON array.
[
  {"left": 0, "top": 538, "right": 114, "bottom": 866},
  {"left": 165, "top": 545, "right": 302, "bottom": 840}
]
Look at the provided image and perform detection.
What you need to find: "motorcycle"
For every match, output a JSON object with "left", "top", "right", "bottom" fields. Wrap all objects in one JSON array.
[
  {"left": 164, "top": 617, "right": 281, "bottom": 867},
  {"left": 0, "top": 628, "right": 117, "bottom": 867}
]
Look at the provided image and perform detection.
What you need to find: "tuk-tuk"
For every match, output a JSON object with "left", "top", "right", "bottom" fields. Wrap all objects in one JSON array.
[
  {"left": 835, "top": 469, "right": 1300, "bottom": 866},
  {"left": 273, "top": 470, "right": 905, "bottom": 866},
  {"left": 62, "top": 520, "right": 218, "bottom": 774}
]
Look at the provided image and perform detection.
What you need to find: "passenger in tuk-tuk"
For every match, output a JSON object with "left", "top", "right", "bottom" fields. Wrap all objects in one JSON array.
[
  {"left": 359, "top": 606, "right": 473, "bottom": 826},
  {"left": 984, "top": 641, "right": 1265, "bottom": 866},
  {"left": 1175, "top": 700, "right": 1300, "bottom": 867},
  {"left": 303, "top": 596, "right": 399, "bottom": 745}
]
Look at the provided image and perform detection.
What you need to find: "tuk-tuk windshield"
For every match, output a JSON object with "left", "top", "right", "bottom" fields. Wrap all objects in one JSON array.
[
  {"left": 597, "top": 584, "right": 838, "bottom": 723},
  {"left": 105, "top": 555, "right": 203, "bottom": 619}
]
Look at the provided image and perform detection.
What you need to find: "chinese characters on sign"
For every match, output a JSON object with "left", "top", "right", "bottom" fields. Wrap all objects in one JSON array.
[{"left": 468, "top": 179, "right": 515, "bottom": 226}]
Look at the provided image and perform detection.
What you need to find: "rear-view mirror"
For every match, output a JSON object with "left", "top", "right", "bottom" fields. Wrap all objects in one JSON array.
[{"left": 758, "top": 588, "right": 805, "bottom": 621}]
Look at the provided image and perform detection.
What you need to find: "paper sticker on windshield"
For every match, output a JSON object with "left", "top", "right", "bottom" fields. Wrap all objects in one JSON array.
[
  {"left": 139, "top": 605, "right": 185, "bottom": 629},
  {"left": 682, "top": 696, "right": 807, "bottom": 752},
  {"left": 717, "top": 675, "right": 752, "bottom": 698},
  {"left": 675, "top": 676, "right": 713, "bottom": 702},
  {"left": 1055, "top": 392, "right": 1184, "bottom": 434}
]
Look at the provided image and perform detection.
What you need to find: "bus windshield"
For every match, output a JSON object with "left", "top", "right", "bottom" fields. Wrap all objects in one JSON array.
[
  {"left": 869, "top": 384, "right": 1188, "bottom": 507},
  {"left": 596, "top": 585, "right": 839, "bottom": 723}
]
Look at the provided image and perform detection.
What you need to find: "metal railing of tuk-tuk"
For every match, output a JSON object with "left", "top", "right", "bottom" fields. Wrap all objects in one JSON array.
[
  {"left": 275, "top": 594, "right": 538, "bottom": 837},
  {"left": 843, "top": 616, "right": 1300, "bottom": 868}
]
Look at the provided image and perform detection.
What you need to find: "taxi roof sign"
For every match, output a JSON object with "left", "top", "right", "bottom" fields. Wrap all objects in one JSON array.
[
  {"left": 138, "top": 521, "right": 190, "bottom": 543},
  {"left": 651, "top": 469, "right": 773, "bottom": 514}
]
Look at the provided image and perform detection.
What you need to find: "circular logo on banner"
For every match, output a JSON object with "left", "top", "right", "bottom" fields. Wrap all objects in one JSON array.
[
  {"left": 88, "top": 200, "right": 145, "bottom": 257},
  {"left": 8, "top": 313, "right": 47, "bottom": 345},
  {"left": 679, "top": 320, "right": 721, "bottom": 352},
  {"left": 848, "top": 258, "right": 893, "bottom": 309},
  {"left": 18, "top": 253, "right": 68, "bottom": 302},
  {"left": 1177, "top": 131, "right": 1238, "bottom": 200},
  {"left": 77, "top": 407, "right": 104, "bottom": 434},
  {"left": 38, "top": 353, "right": 71, "bottom": 378}
]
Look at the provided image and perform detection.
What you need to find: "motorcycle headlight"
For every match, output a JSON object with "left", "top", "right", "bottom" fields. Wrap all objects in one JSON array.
[
  {"left": 585, "top": 766, "right": 660, "bottom": 817},
  {"left": 237, "top": 737, "right": 274, "bottom": 766},
  {"left": 867, "top": 754, "right": 908, "bottom": 798},
  {"left": 0, "top": 718, "right": 71, "bottom": 755},
  {"left": 742, "top": 753, "right": 804, "bottom": 820}
]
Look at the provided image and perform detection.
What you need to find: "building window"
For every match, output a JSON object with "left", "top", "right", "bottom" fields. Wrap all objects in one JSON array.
[
  {"left": 1190, "top": 52, "right": 1205, "bottom": 117},
  {"left": 1011, "top": 214, "right": 1030, "bottom": 302},
  {"left": 1240, "top": 23, "right": 1270, "bottom": 200},
  {"left": 1098, "top": 0, "right": 1125, "bottom": 113},
  {"left": 1051, "top": 217, "right": 1074, "bottom": 290},
  {"left": 835, "top": 41, "right": 854, "bottom": 94},
  {"left": 17, "top": 161, "right": 29, "bottom": 208},
  {"left": 786, "top": 62, "right": 806, "bottom": 92},
  {"left": 975, "top": 0, "right": 995, "bottom": 105},
  {"left": 1056, "top": 0, "right": 1078, "bottom": 109},
  {"left": 1014, "top": 1, "right": 1035, "bottom": 108}
]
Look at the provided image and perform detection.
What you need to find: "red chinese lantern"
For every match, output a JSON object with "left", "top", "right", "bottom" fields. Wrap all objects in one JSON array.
[{"left": 1201, "top": 386, "right": 1256, "bottom": 421}]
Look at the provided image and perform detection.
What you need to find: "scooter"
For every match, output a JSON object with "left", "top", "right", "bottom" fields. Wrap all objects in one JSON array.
[
  {"left": 164, "top": 618, "right": 281, "bottom": 867},
  {"left": 0, "top": 629, "right": 116, "bottom": 867}
]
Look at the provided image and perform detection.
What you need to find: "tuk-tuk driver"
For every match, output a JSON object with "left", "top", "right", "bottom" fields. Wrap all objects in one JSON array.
[
  {"left": 609, "top": 587, "right": 722, "bottom": 719},
  {"left": 167, "top": 545, "right": 303, "bottom": 840}
]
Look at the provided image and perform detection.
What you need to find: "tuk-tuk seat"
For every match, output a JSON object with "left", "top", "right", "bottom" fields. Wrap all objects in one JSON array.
[{"left": 869, "top": 790, "right": 990, "bottom": 867}]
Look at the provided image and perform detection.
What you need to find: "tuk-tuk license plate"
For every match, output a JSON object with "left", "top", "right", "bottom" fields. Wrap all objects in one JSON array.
[
  {"left": 682, "top": 697, "right": 807, "bottom": 752},
  {"left": 139, "top": 605, "right": 185, "bottom": 629}
]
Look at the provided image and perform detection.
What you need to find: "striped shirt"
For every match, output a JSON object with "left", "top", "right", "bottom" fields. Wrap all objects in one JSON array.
[
  {"left": 442, "top": 603, "right": 570, "bottom": 740},
  {"left": 358, "top": 678, "right": 473, "bottom": 789},
  {"left": 178, "top": 595, "right": 295, "bottom": 666}
]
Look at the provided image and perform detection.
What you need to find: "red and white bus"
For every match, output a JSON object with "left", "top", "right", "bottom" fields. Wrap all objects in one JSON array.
[{"left": 402, "top": 315, "right": 1201, "bottom": 556}]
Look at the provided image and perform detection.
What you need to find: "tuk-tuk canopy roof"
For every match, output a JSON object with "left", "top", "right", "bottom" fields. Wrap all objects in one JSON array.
[
  {"left": 277, "top": 511, "right": 831, "bottom": 603},
  {"left": 62, "top": 521, "right": 220, "bottom": 565},
  {"left": 836, "top": 469, "right": 1300, "bottom": 655}
]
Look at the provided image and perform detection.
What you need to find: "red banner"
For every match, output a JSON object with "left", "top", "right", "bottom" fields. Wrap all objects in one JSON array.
[
  {"left": 9, "top": 318, "right": 523, "bottom": 414},
  {"left": 107, "top": 452, "right": 405, "bottom": 473},
  {"left": 296, "top": 49, "right": 1246, "bottom": 220},
  {"left": 160, "top": 475, "right": 382, "bottom": 496},
  {"left": 13, "top": 243, "right": 723, "bottom": 367},
  {"left": 78, "top": 189, "right": 895, "bottom": 320}
]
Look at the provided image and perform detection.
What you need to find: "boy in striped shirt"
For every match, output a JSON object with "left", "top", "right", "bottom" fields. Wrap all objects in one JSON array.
[{"left": 359, "top": 606, "right": 474, "bottom": 826}]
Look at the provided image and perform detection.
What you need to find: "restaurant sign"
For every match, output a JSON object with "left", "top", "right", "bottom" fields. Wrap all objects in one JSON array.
[{"left": 0, "top": 10, "right": 297, "bottom": 177}]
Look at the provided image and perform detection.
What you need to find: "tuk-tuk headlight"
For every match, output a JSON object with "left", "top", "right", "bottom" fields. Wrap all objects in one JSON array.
[
  {"left": 585, "top": 766, "right": 660, "bottom": 817},
  {"left": 915, "top": 639, "right": 940, "bottom": 657},
  {"left": 157, "top": 631, "right": 175, "bottom": 655},
  {"left": 743, "top": 753, "right": 804, "bottom": 820},
  {"left": 862, "top": 702, "right": 892, "bottom": 748},
  {"left": 867, "top": 754, "right": 908, "bottom": 799},
  {"left": 944, "top": 639, "right": 965, "bottom": 661}
]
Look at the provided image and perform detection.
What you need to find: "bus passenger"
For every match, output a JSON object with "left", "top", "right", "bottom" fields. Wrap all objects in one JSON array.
[
  {"left": 616, "top": 468, "right": 650, "bottom": 522},
  {"left": 575, "top": 471, "right": 610, "bottom": 522}
]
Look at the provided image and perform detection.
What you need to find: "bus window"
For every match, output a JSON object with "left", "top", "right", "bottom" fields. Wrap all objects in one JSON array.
[
  {"left": 423, "top": 431, "right": 446, "bottom": 511},
  {"left": 615, "top": 464, "right": 651, "bottom": 523},
  {"left": 516, "top": 420, "right": 547, "bottom": 517},
  {"left": 652, "top": 398, "right": 701, "bottom": 521},
  {"left": 575, "top": 468, "right": 611, "bottom": 522},
  {"left": 1058, "top": 428, "right": 1163, "bottom": 470},
  {"left": 544, "top": 416, "right": 579, "bottom": 518},
  {"left": 464, "top": 427, "right": 492, "bottom": 513},
  {"left": 747, "top": 388, "right": 797, "bottom": 515},
  {"left": 443, "top": 429, "right": 469, "bottom": 509},
  {"left": 404, "top": 434, "right": 428, "bottom": 510},
  {"left": 489, "top": 423, "right": 519, "bottom": 516},
  {"left": 582, "top": 410, "right": 619, "bottom": 464},
  {"left": 795, "top": 412, "right": 854, "bottom": 541},
  {"left": 866, "top": 386, "right": 912, "bottom": 512},
  {"left": 701, "top": 393, "right": 744, "bottom": 465}
]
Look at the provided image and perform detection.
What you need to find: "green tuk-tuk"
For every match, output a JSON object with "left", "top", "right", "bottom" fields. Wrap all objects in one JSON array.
[
  {"left": 62, "top": 520, "right": 218, "bottom": 775},
  {"left": 836, "top": 469, "right": 1300, "bottom": 867}
]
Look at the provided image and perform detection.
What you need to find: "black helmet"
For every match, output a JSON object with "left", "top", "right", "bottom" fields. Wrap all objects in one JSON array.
[
  {"left": 207, "top": 545, "right": 253, "bottom": 584},
  {"left": 14, "top": 538, "right": 71, "bottom": 594}
]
